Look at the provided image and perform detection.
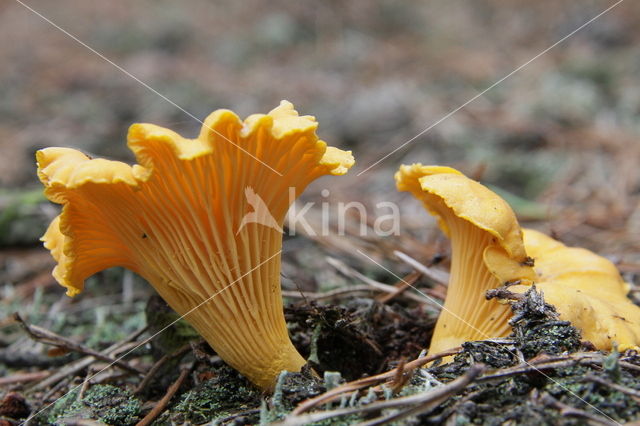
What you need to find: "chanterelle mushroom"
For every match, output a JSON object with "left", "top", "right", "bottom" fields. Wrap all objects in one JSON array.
[
  {"left": 396, "top": 164, "right": 640, "bottom": 355},
  {"left": 510, "top": 229, "right": 640, "bottom": 351},
  {"left": 395, "top": 164, "right": 537, "bottom": 355},
  {"left": 38, "top": 101, "right": 354, "bottom": 389}
]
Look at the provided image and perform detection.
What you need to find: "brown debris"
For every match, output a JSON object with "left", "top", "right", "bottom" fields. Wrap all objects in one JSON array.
[{"left": 0, "top": 392, "right": 30, "bottom": 420}]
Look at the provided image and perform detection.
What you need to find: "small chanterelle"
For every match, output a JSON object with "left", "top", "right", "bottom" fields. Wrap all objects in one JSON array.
[
  {"left": 395, "top": 164, "right": 640, "bottom": 356},
  {"left": 37, "top": 101, "right": 354, "bottom": 390}
]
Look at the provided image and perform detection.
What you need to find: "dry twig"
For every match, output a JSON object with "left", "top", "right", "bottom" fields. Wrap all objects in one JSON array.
[
  {"left": 375, "top": 271, "right": 421, "bottom": 304},
  {"left": 13, "top": 313, "right": 144, "bottom": 375},
  {"left": 325, "top": 256, "right": 432, "bottom": 305},
  {"left": 478, "top": 352, "right": 604, "bottom": 383},
  {"left": 135, "top": 343, "right": 193, "bottom": 394},
  {"left": 136, "top": 367, "right": 191, "bottom": 426},
  {"left": 291, "top": 347, "right": 461, "bottom": 415},
  {"left": 538, "top": 392, "right": 619, "bottom": 426},
  {"left": 583, "top": 374, "right": 640, "bottom": 399},
  {"left": 30, "top": 326, "right": 147, "bottom": 391},
  {"left": 0, "top": 371, "right": 50, "bottom": 387},
  {"left": 281, "top": 364, "right": 483, "bottom": 426},
  {"left": 281, "top": 285, "right": 378, "bottom": 301},
  {"left": 392, "top": 250, "right": 450, "bottom": 286}
]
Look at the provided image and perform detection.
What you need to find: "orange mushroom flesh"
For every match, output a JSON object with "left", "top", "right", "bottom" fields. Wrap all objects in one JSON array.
[
  {"left": 395, "top": 164, "right": 536, "bottom": 355},
  {"left": 38, "top": 101, "right": 354, "bottom": 390}
]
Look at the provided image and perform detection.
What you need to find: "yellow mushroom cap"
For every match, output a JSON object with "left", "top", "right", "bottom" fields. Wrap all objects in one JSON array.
[
  {"left": 38, "top": 101, "right": 354, "bottom": 389},
  {"left": 510, "top": 229, "right": 640, "bottom": 351},
  {"left": 522, "top": 229, "right": 630, "bottom": 298},
  {"left": 395, "top": 164, "right": 536, "bottom": 354},
  {"left": 397, "top": 165, "right": 640, "bottom": 354}
]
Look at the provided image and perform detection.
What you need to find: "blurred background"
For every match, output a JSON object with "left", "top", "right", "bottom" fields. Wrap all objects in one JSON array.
[{"left": 1, "top": 0, "right": 639, "bottom": 314}]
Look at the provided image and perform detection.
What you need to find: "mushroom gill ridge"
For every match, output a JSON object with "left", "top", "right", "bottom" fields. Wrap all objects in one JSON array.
[
  {"left": 38, "top": 101, "right": 354, "bottom": 389},
  {"left": 396, "top": 163, "right": 640, "bottom": 356},
  {"left": 395, "top": 164, "right": 537, "bottom": 355}
]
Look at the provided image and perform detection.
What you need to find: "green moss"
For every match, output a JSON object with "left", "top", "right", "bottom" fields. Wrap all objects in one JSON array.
[
  {"left": 460, "top": 341, "right": 518, "bottom": 368},
  {"left": 509, "top": 286, "right": 582, "bottom": 358},
  {"left": 145, "top": 295, "right": 201, "bottom": 356},
  {"left": 46, "top": 389, "right": 79, "bottom": 424},
  {"left": 425, "top": 287, "right": 640, "bottom": 424},
  {"left": 398, "top": 367, "right": 442, "bottom": 397},
  {"left": 260, "top": 368, "right": 325, "bottom": 424},
  {"left": 0, "top": 188, "right": 48, "bottom": 246},
  {"left": 546, "top": 364, "right": 640, "bottom": 422},
  {"left": 603, "top": 347, "right": 621, "bottom": 382},
  {"left": 171, "top": 366, "right": 260, "bottom": 424},
  {"left": 52, "top": 385, "right": 140, "bottom": 425}
]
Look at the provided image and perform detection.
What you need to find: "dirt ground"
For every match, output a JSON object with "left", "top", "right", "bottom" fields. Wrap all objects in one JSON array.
[{"left": 1, "top": 1, "right": 640, "bottom": 424}]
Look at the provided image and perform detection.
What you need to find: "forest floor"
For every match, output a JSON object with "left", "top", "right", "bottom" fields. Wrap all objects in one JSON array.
[
  {"left": 2, "top": 242, "right": 640, "bottom": 425},
  {"left": 2, "top": 1, "right": 640, "bottom": 425}
]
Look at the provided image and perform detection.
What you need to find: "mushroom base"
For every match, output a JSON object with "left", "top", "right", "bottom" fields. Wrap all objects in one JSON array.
[{"left": 154, "top": 283, "right": 306, "bottom": 390}]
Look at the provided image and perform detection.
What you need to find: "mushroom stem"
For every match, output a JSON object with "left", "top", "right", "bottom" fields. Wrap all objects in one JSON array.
[
  {"left": 395, "top": 164, "right": 536, "bottom": 358},
  {"left": 397, "top": 164, "right": 640, "bottom": 357},
  {"left": 144, "top": 230, "right": 305, "bottom": 390},
  {"left": 428, "top": 218, "right": 512, "bottom": 354}
]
